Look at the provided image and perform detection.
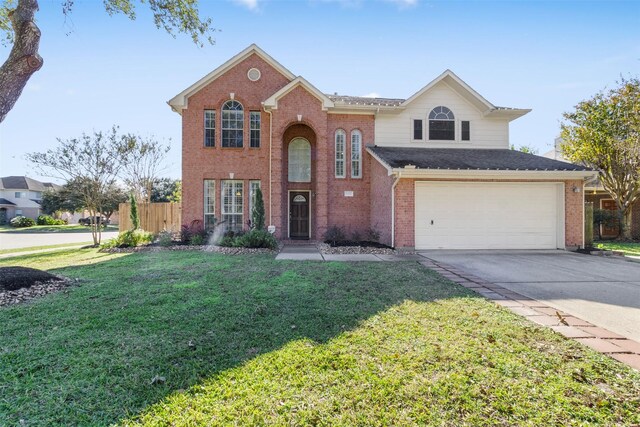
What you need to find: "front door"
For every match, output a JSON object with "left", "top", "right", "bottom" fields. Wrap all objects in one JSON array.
[
  {"left": 289, "top": 192, "right": 310, "bottom": 239},
  {"left": 601, "top": 199, "right": 619, "bottom": 238}
]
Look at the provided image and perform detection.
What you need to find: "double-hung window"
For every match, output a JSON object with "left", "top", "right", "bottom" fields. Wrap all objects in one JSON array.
[
  {"left": 412, "top": 119, "right": 423, "bottom": 141},
  {"left": 204, "top": 110, "right": 215, "bottom": 147},
  {"left": 222, "top": 100, "right": 244, "bottom": 148},
  {"left": 351, "top": 130, "right": 362, "bottom": 178},
  {"left": 335, "top": 129, "right": 346, "bottom": 178},
  {"left": 221, "top": 180, "right": 243, "bottom": 232},
  {"left": 250, "top": 111, "right": 261, "bottom": 148},
  {"left": 204, "top": 180, "right": 216, "bottom": 230}
]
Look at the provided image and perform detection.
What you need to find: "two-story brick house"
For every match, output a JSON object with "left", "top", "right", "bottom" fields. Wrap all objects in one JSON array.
[{"left": 169, "top": 45, "right": 594, "bottom": 250}]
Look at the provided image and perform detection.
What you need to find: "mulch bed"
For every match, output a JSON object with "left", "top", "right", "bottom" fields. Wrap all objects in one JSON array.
[
  {"left": 0, "top": 267, "right": 71, "bottom": 307},
  {"left": 99, "top": 245, "right": 279, "bottom": 255}
]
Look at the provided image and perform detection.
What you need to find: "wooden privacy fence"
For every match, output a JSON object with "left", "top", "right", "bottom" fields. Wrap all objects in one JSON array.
[{"left": 119, "top": 202, "right": 182, "bottom": 233}]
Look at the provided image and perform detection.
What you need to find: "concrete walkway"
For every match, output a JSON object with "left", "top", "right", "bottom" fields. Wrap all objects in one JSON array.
[{"left": 275, "top": 244, "right": 423, "bottom": 262}]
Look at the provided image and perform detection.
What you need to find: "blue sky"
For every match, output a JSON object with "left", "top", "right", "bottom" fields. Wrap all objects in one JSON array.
[{"left": 1, "top": 0, "right": 639, "bottom": 183}]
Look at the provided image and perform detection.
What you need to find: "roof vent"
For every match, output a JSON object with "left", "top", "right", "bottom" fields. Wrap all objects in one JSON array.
[{"left": 247, "top": 68, "right": 261, "bottom": 82}]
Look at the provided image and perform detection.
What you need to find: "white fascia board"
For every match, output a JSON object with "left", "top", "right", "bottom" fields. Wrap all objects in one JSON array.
[
  {"left": 483, "top": 108, "right": 532, "bottom": 121},
  {"left": 390, "top": 168, "right": 597, "bottom": 180},
  {"left": 263, "top": 76, "right": 334, "bottom": 111},
  {"left": 401, "top": 70, "right": 495, "bottom": 111},
  {"left": 168, "top": 44, "right": 296, "bottom": 114}
]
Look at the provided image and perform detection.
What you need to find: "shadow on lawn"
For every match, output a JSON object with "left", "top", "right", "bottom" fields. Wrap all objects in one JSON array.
[{"left": 0, "top": 251, "right": 471, "bottom": 426}]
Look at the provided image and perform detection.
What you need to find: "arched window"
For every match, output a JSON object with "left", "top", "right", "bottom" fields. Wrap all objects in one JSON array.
[
  {"left": 222, "top": 100, "right": 244, "bottom": 147},
  {"left": 428, "top": 106, "right": 455, "bottom": 140},
  {"left": 288, "top": 138, "right": 311, "bottom": 182},
  {"left": 335, "top": 129, "right": 346, "bottom": 178},
  {"left": 351, "top": 130, "right": 362, "bottom": 178}
]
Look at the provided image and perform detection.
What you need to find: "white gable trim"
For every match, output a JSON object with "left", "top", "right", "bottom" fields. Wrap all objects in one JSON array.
[
  {"left": 263, "top": 77, "right": 334, "bottom": 111},
  {"left": 168, "top": 44, "right": 296, "bottom": 114}
]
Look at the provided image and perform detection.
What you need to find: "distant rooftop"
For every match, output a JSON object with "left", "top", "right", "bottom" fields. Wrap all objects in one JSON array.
[
  {"left": 326, "top": 94, "right": 405, "bottom": 107},
  {"left": 0, "top": 176, "right": 62, "bottom": 192}
]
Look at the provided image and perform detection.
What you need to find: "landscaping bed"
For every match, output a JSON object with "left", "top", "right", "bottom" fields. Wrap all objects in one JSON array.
[
  {"left": 99, "top": 243, "right": 280, "bottom": 255},
  {"left": 0, "top": 266, "right": 70, "bottom": 306}
]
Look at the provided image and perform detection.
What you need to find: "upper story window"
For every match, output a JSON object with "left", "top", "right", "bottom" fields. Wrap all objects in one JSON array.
[
  {"left": 335, "top": 129, "right": 346, "bottom": 178},
  {"left": 204, "top": 110, "right": 215, "bottom": 147},
  {"left": 429, "top": 106, "right": 455, "bottom": 140},
  {"left": 288, "top": 138, "right": 311, "bottom": 183},
  {"left": 14, "top": 191, "right": 27, "bottom": 198},
  {"left": 413, "top": 119, "right": 423, "bottom": 141},
  {"left": 461, "top": 120, "right": 470, "bottom": 141},
  {"left": 221, "top": 100, "right": 244, "bottom": 148},
  {"left": 351, "top": 130, "right": 362, "bottom": 179},
  {"left": 250, "top": 111, "right": 261, "bottom": 148}
]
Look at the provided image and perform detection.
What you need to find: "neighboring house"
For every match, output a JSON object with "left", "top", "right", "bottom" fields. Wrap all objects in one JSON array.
[
  {"left": 544, "top": 138, "right": 639, "bottom": 239},
  {"left": 169, "top": 45, "right": 595, "bottom": 250},
  {"left": 0, "top": 176, "right": 62, "bottom": 224}
]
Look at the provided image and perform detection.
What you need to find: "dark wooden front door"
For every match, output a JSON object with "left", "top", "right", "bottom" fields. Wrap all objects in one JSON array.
[
  {"left": 289, "top": 192, "right": 310, "bottom": 239},
  {"left": 601, "top": 199, "right": 619, "bottom": 237}
]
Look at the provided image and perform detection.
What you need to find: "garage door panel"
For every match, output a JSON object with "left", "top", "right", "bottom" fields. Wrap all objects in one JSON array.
[{"left": 415, "top": 182, "right": 562, "bottom": 250}]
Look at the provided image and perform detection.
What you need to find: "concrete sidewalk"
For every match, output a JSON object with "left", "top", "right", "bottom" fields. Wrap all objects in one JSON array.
[{"left": 275, "top": 244, "right": 423, "bottom": 262}]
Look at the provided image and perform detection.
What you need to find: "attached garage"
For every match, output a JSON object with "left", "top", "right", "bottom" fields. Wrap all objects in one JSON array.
[{"left": 414, "top": 182, "right": 564, "bottom": 250}]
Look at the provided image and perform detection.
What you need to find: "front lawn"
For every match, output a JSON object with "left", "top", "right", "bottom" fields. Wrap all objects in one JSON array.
[
  {"left": 595, "top": 241, "right": 640, "bottom": 256},
  {"left": 0, "top": 224, "right": 118, "bottom": 233},
  {"left": 1, "top": 250, "right": 639, "bottom": 426}
]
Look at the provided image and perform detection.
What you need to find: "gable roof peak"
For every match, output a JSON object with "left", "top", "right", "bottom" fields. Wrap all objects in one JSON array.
[{"left": 168, "top": 44, "right": 296, "bottom": 114}]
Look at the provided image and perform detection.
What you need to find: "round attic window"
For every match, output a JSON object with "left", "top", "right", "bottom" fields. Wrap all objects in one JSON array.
[{"left": 247, "top": 68, "right": 261, "bottom": 82}]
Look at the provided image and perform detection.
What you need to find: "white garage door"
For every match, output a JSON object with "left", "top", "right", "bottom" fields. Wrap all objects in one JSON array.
[{"left": 415, "top": 182, "right": 564, "bottom": 250}]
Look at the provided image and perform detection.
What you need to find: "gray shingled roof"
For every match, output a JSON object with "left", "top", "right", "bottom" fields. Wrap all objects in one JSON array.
[
  {"left": 368, "top": 147, "right": 591, "bottom": 171},
  {"left": 326, "top": 94, "right": 405, "bottom": 107},
  {"left": 0, "top": 198, "right": 16, "bottom": 205},
  {"left": 0, "top": 176, "right": 62, "bottom": 191}
]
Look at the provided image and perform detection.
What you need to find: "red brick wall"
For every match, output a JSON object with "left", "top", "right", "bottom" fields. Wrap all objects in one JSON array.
[
  {"left": 369, "top": 157, "right": 394, "bottom": 246},
  {"left": 564, "top": 180, "right": 584, "bottom": 248},
  {"left": 181, "top": 53, "right": 290, "bottom": 228},
  {"left": 326, "top": 114, "right": 375, "bottom": 240}
]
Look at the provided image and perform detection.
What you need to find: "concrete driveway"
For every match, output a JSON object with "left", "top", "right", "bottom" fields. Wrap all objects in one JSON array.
[
  {"left": 0, "top": 230, "right": 118, "bottom": 250},
  {"left": 419, "top": 250, "right": 640, "bottom": 342}
]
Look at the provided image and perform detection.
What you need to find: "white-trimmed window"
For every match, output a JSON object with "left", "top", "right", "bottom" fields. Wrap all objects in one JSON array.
[
  {"left": 351, "top": 130, "right": 362, "bottom": 178},
  {"left": 204, "top": 180, "right": 216, "bottom": 230},
  {"left": 15, "top": 209, "right": 23, "bottom": 216},
  {"left": 221, "top": 180, "right": 243, "bottom": 232},
  {"left": 222, "top": 100, "right": 244, "bottom": 148},
  {"left": 249, "top": 180, "right": 261, "bottom": 222},
  {"left": 288, "top": 138, "right": 311, "bottom": 182},
  {"left": 204, "top": 110, "right": 215, "bottom": 147},
  {"left": 412, "top": 119, "right": 424, "bottom": 141},
  {"left": 461, "top": 120, "right": 470, "bottom": 141},
  {"left": 14, "top": 191, "right": 27, "bottom": 198},
  {"left": 335, "top": 129, "right": 346, "bottom": 178},
  {"left": 250, "top": 111, "right": 261, "bottom": 148},
  {"left": 429, "top": 106, "right": 455, "bottom": 140}
]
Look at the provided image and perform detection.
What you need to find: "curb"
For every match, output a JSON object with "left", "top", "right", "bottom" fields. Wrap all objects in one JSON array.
[{"left": 419, "top": 259, "right": 640, "bottom": 371}]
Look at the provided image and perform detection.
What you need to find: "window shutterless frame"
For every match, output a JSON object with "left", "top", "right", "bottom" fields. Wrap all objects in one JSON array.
[
  {"left": 250, "top": 111, "right": 261, "bottom": 148},
  {"left": 351, "top": 130, "right": 362, "bottom": 178},
  {"left": 221, "top": 100, "right": 244, "bottom": 148},
  {"left": 203, "top": 180, "right": 216, "bottom": 230},
  {"left": 204, "top": 110, "right": 215, "bottom": 147},
  {"left": 335, "top": 129, "right": 346, "bottom": 178}
]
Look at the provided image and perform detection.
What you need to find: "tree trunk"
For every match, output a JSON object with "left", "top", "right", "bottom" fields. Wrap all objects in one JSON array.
[
  {"left": 0, "top": 0, "right": 43, "bottom": 123},
  {"left": 621, "top": 209, "right": 633, "bottom": 240}
]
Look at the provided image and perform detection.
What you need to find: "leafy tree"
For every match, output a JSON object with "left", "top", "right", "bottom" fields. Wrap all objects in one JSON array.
[
  {"left": 561, "top": 77, "right": 640, "bottom": 240},
  {"left": 251, "top": 187, "right": 265, "bottom": 230},
  {"left": 150, "top": 178, "right": 181, "bottom": 203},
  {"left": 41, "top": 179, "right": 125, "bottom": 221},
  {"left": 510, "top": 144, "right": 539, "bottom": 154},
  {"left": 0, "top": 0, "right": 215, "bottom": 123},
  {"left": 120, "top": 135, "right": 171, "bottom": 202},
  {"left": 26, "top": 127, "right": 134, "bottom": 245},
  {"left": 101, "top": 184, "right": 128, "bottom": 221},
  {"left": 129, "top": 192, "right": 140, "bottom": 230}
]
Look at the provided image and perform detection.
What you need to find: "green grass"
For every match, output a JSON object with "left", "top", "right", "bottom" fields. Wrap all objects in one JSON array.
[
  {"left": 0, "top": 242, "right": 94, "bottom": 255},
  {"left": 595, "top": 241, "right": 640, "bottom": 256},
  {"left": 1, "top": 250, "right": 639, "bottom": 426},
  {"left": 0, "top": 224, "right": 118, "bottom": 233}
]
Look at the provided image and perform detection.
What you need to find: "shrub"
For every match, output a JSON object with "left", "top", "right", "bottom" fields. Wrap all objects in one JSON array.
[
  {"left": 181, "top": 219, "right": 208, "bottom": 244},
  {"left": 324, "top": 225, "right": 346, "bottom": 245},
  {"left": 36, "top": 215, "right": 66, "bottom": 225},
  {"left": 101, "top": 229, "right": 154, "bottom": 248},
  {"left": 364, "top": 227, "right": 381, "bottom": 243},
  {"left": 190, "top": 234, "right": 206, "bottom": 245},
  {"left": 156, "top": 230, "right": 174, "bottom": 247},
  {"left": 10, "top": 216, "right": 36, "bottom": 228},
  {"left": 351, "top": 230, "right": 362, "bottom": 242},
  {"left": 218, "top": 230, "right": 243, "bottom": 247},
  {"left": 251, "top": 188, "right": 265, "bottom": 230},
  {"left": 129, "top": 193, "right": 140, "bottom": 230},
  {"left": 234, "top": 229, "right": 277, "bottom": 249}
]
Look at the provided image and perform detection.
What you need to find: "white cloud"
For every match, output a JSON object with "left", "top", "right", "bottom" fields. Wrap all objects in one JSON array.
[
  {"left": 362, "top": 92, "right": 381, "bottom": 98},
  {"left": 231, "top": 0, "right": 261, "bottom": 11}
]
